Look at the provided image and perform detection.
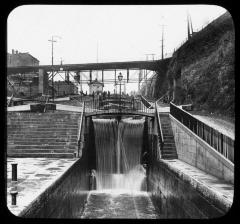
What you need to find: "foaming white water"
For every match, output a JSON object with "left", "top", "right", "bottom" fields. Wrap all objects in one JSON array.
[{"left": 93, "top": 117, "right": 146, "bottom": 191}]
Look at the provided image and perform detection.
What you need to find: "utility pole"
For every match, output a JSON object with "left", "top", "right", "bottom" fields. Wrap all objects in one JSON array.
[
  {"left": 161, "top": 25, "right": 164, "bottom": 60},
  {"left": 96, "top": 41, "right": 99, "bottom": 80},
  {"left": 48, "top": 35, "right": 61, "bottom": 102},
  {"left": 187, "top": 12, "right": 194, "bottom": 40}
]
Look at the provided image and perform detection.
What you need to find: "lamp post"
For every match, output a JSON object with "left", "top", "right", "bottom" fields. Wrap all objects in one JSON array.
[{"left": 118, "top": 72, "right": 123, "bottom": 110}]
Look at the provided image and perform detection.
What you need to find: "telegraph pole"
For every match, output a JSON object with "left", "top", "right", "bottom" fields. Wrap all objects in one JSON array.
[
  {"left": 96, "top": 41, "right": 99, "bottom": 80},
  {"left": 48, "top": 35, "right": 61, "bottom": 102},
  {"left": 161, "top": 25, "right": 164, "bottom": 60}
]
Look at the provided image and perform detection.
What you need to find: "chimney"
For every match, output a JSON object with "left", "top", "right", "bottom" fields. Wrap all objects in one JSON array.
[{"left": 12, "top": 49, "right": 14, "bottom": 54}]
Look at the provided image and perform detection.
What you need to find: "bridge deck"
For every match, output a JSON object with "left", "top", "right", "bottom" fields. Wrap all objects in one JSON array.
[{"left": 7, "top": 58, "right": 171, "bottom": 74}]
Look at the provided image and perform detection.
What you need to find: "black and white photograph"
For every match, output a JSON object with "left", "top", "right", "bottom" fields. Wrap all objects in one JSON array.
[{"left": 6, "top": 4, "right": 234, "bottom": 219}]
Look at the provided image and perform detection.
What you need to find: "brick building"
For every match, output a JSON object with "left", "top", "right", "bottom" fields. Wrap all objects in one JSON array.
[
  {"left": 7, "top": 50, "right": 40, "bottom": 97},
  {"left": 7, "top": 49, "right": 39, "bottom": 67}
]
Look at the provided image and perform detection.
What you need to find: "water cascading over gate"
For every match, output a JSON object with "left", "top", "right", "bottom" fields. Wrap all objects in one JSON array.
[{"left": 92, "top": 117, "right": 146, "bottom": 191}]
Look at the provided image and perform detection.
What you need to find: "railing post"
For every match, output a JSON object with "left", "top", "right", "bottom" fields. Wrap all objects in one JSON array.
[
  {"left": 221, "top": 133, "right": 224, "bottom": 154},
  {"left": 10, "top": 190, "right": 18, "bottom": 206},
  {"left": 11, "top": 163, "right": 17, "bottom": 182}
]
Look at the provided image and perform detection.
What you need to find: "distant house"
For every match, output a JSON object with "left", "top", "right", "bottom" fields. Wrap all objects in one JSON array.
[
  {"left": 88, "top": 78, "right": 104, "bottom": 95},
  {"left": 7, "top": 49, "right": 39, "bottom": 67}
]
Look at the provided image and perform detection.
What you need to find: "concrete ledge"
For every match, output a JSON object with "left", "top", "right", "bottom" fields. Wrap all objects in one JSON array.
[
  {"left": 50, "top": 97, "right": 70, "bottom": 102},
  {"left": 7, "top": 158, "right": 78, "bottom": 217},
  {"left": 7, "top": 104, "right": 31, "bottom": 112},
  {"left": 56, "top": 104, "right": 83, "bottom": 112},
  {"left": 7, "top": 153, "right": 76, "bottom": 158},
  {"left": 170, "top": 115, "right": 234, "bottom": 183},
  {"left": 7, "top": 157, "right": 89, "bottom": 218},
  {"left": 7, "top": 103, "right": 57, "bottom": 112},
  {"left": 18, "top": 158, "right": 79, "bottom": 217},
  {"left": 160, "top": 159, "right": 233, "bottom": 212},
  {"left": 149, "top": 159, "right": 233, "bottom": 218}
]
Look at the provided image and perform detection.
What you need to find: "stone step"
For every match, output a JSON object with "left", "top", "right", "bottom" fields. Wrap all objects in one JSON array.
[
  {"left": 162, "top": 154, "right": 178, "bottom": 158},
  {"left": 8, "top": 141, "right": 77, "bottom": 146},
  {"left": 163, "top": 143, "right": 176, "bottom": 147},
  {"left": 163, "top": 139, "right": 175, "bottom": 143},
  {"left": 7, "top": 152, "right": 76, "bottom": 158},
  {"left": 163, "top": 136, "right": 174, "bottom": 140},
  {"left": 7, "top": 145, "right": 78, "bottom": 150},
  {"left": 7, "top": 121, "right": 79, "bottom": 125},
  {"left": 163, "top": 146, "right": 176, "bottom": 150},
  {"left": 7, "top": 114, "right": 80, "bottom": 118},
  {"left": 7, "top": 138, "right": 78, "bottom": 143},
  {"left": 7, "top": 122, "right": 78, "bottom": 128},
  {"left": 7, "top": 117, "right": 80, "bottom": 121},
  {"left": 8, "top": 149, "right": 76, "bottom": 154},
  {"left": 8, "top": 128, "right": 78, "bottom": 133},
  {"left": 7, "top": 116, "right": 80, "bottom": 120},
  {"left": 8, "top": 130, "right": 78, "bottom": 134},
  {"left": 8, "top": 112, "right": 81, "bottom": 116},
  {"left": 8, "top": 134, "right": 78, "bottom": 138},
  {"left": 162, "top": 149, "right": 177, "bottom": 153},
  {"left": 7, "top": 136, "right": 78, "bottom": 141},
  {"left": 161, "top": 156, "right": 177, "bottom": 160}
]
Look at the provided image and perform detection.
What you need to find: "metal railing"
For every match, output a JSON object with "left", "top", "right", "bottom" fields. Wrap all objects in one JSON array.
[
  {"left": 85, "top": 95, "right": 154, "bottom": 116},
  {"left": 155, "top": 102, "right": 164, "bottom": 157},
  {"left": 77, "top": 101, "right": 85, "bottom": 158},
  {"left": 140, "top": 95, "right": 154, "bottom": 109},
  {"left": 170, "top": 102, "right": 234, "bottom": 163}
]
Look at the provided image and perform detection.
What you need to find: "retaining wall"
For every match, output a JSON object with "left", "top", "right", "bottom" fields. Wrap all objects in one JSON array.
[{"left": 170, "top": 115, "right": 234, "bottom": 184}]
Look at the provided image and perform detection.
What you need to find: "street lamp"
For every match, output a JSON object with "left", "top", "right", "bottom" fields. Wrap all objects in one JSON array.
[{"left": 118, "top": 72, "right": 123, "bottom": 110}]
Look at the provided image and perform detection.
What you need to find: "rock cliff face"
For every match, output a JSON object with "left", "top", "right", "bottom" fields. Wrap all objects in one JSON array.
[{"left": 142, "top": 12, "right": 235, "bottom": 117}]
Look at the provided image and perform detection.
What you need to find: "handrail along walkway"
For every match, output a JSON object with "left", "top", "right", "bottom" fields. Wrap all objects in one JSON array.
[{"left": 170, "top": 102, "right": 234, "bottom": 163}]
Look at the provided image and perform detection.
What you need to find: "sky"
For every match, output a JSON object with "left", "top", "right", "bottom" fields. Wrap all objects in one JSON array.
[{"left": 7, "top": 5, "right": 227, "bottom": 93}]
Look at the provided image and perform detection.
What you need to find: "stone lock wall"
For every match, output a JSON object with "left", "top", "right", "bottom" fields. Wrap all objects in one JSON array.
[
  {"left": 148, "top": 160, "right": 225, "bottom": 218},
  {"left": 19, "top": 157, "right": 89, "bottom": 218}
]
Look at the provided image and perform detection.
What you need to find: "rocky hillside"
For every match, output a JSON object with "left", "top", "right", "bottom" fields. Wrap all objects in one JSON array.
[{"left": 142, "top": 12, "right": 235, "bottom": 117}]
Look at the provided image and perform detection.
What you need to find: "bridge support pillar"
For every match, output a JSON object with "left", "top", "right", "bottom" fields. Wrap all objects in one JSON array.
[
  {"left": 38, "top": 69, "right": 48, "bottom": 95},
  {"left": 65, "top": 71, "right": 69, "bottom": 83},
  {"left": 89, "top": 70, "right": 92, "bottom": 82}
]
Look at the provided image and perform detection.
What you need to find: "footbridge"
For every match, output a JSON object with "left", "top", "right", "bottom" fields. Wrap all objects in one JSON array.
[
  {"left": 83, "top": 95, "right": 155, "bottom": 117},
  {"left": 7, "top": 58, "right": 170, "bottom": 75},
  {"left": 7, "top": 58, "right": 171, "bottom": 97}
]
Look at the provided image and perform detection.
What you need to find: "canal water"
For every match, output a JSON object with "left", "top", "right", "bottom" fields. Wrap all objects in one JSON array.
[{"left": 81, "top": 117, "right": 158, "bottom": 218}]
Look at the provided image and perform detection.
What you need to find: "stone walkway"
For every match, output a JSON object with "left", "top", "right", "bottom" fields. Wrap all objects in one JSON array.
[
  {"left": 6, "top": 157, "right": 78, "bottom": 216},
  {"left": 156, "top": 104, "right": 234, "bottom": 139},
  {"left": 191, "top": 115, "right": 235, "bottom": 139}
]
